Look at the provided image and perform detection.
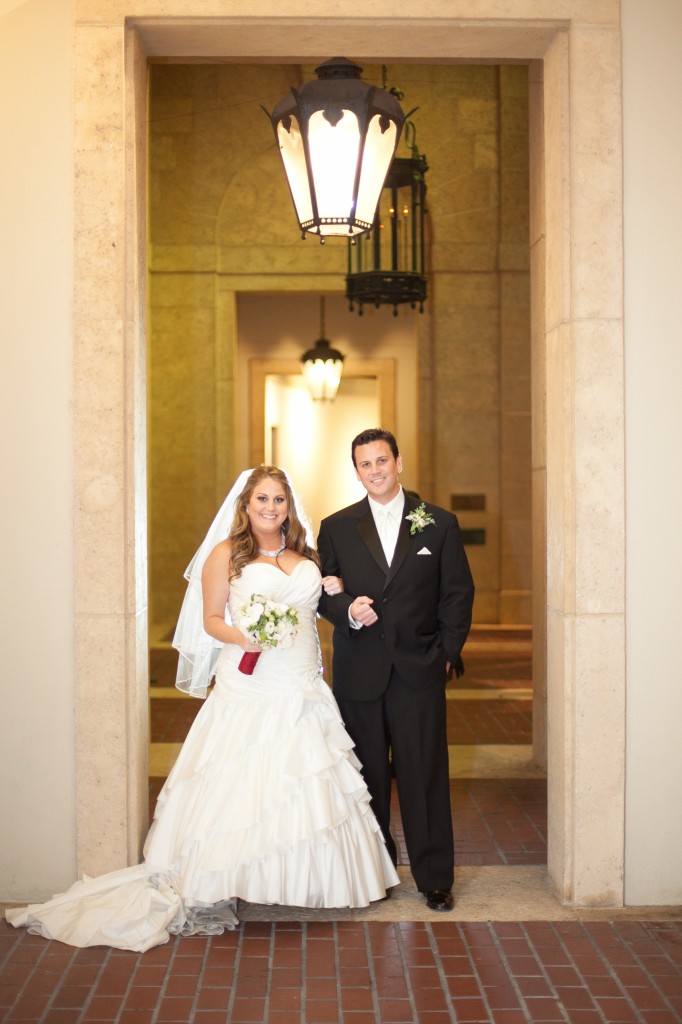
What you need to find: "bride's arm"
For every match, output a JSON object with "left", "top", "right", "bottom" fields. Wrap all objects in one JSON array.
[{"left": 201, "top": 541, "right": 261, "bottom": 652}]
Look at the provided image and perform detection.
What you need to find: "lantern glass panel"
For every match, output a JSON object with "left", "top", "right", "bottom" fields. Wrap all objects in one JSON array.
[
  {"left": 308, "top": 109, "right": 361, "bottom": 233},
  {"left": 376, "top": 179, "right": 414, "bottom": 272},
  {"left": 355, "top": 115, "right": 398, "bottom": 227},
  {"left": 277, "top": 117, "right": 313, "bottom": 226},
  {"left": 302, "top": 356, "right": 344, "bottom": 401}
]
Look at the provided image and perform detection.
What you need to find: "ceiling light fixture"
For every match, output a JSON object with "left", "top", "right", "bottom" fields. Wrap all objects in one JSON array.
[
  {"left": 300, "top": 297, "right": 345, "bottom": 401},
  {"left": 264, "top": 58, "right": 410, "bottom": 242}
]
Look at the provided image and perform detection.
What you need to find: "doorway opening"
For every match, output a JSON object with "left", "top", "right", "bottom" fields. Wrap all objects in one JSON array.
[
  {"left": 73, "top": 12, "right": 628, "bottom": 909},
  {"left": 146, "top": 60, "right": 538, "bottom": 875}
]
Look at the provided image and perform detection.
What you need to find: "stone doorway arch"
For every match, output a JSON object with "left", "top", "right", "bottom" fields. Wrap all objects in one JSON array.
[{"left": 73, "top": 7, "right": 624, "bottom": 907}]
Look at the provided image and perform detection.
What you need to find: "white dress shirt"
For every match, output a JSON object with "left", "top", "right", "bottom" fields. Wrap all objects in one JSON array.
[
  {"left": 368, "top": 487, "right": 404, "bottom": 565},
  {"left": 349, "top": 487, "right": 404, "bottom": 629}
]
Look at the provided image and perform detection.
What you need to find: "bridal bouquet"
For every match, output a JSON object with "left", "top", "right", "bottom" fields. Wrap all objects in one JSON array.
[{"left": 238, "top": 593, "right": 299, "bottom": 675}]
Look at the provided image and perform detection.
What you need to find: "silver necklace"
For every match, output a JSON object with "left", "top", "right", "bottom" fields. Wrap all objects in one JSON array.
[{"left": 258, "top": 532, "right": 286, "bottom": 558}]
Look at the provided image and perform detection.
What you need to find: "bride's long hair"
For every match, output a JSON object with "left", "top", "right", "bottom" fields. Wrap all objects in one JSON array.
[{"left": 228, "top": 466, "right": 320, "bottom": 580}]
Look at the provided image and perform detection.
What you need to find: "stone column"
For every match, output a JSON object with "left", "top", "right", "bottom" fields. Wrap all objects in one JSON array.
[
  {"left": 544, "top": 23, "right": 625, "bottom": 906},
  {"left": 73, "top": 19, "right": 149, "bottom": 873}
]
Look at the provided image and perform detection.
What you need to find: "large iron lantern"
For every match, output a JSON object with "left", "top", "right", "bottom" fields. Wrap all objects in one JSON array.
[
  {"left": 346, "top": 125, "right": 428, "bottom": 316},
  {"left": 264, "top": 58, "right": 407, "bottom": 240}
]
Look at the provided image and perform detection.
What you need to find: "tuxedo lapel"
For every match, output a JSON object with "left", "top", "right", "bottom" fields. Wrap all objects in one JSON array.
[{"left": 356, "top": 504, "right": 389, "bottom": 574}]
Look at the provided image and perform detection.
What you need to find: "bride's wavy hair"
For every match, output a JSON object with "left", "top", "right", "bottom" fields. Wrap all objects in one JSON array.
[{"left": 228, "top": 466, "right": 320, "bottom": 580}]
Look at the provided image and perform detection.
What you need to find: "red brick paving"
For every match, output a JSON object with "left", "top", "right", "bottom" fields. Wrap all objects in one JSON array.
[
  {"left": 445, "top": 699, "right": 533, "bottom": 744},
  {"left": 64, "top": 640, "right": 661, "bottom": 1020},
  {"left": 152, "top": 692, "right": 534, "bottom": 745},
  {"left": 2, "top": 919, "right": 680, "bottom": 1023}
]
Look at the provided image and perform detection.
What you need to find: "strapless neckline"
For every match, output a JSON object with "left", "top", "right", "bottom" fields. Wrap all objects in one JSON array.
[{"left": 248, "top": 558, "right": 312, "bottom": 578}]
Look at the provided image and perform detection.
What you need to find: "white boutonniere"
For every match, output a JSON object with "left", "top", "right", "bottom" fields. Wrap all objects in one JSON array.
[{"left": 405, "top": 502, "right": 436, "bottom": 536}]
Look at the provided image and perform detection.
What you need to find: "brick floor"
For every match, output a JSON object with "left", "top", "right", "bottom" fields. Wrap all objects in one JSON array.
[
  {"left": 5, "top": 636, "right": 680, "bottom": 1022},
  {"left": 151, "top": 693, "right": 534, "bottom": 745},
  {"left": 445, "top": 700, "right": 533, "bottom": 745},
  {"left": 2, "top": 919, "right": 680, "bottom": 1023}
]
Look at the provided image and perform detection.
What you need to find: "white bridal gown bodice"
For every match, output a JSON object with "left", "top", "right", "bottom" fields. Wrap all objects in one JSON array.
[{"left": 7, "top": 559, "right": 398, "bottom": 951}]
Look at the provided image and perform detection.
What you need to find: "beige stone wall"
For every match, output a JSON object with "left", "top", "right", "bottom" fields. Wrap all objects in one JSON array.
[
  {"left": 8, "top": 0, "right": 681, "bottom": 910},
  {"left": 148, "top": 62, "right": 530, "bottom": 633},
  {"left": 416, "top": 64, "right": 531, "bottom": 623}
]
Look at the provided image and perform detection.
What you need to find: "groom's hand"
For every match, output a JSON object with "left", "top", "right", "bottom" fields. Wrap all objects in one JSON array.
[{"left": 349, "top": 596, "right": 378, "bottom": 627}]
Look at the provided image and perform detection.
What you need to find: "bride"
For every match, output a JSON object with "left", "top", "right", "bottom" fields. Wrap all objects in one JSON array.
[{"left": 6, "top": 467, "right": 399, "bottom": 951}]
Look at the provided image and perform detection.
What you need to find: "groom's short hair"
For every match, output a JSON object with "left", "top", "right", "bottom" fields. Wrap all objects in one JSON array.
[{"left": 351, "top": 428, "right": 400, "bottom": 466}]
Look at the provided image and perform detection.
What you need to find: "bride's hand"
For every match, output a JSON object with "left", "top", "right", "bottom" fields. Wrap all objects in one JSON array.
[
  {"left": 322, "top": 575, "right": 344, "bottom": 596},
  {"left": 240, "top": 635, "right": 262, "bottom": 653}
]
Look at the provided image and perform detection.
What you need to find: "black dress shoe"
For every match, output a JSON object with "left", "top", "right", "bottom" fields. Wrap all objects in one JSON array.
[{"left": 425, "top": 889, "right": 454, "bottom": 912}]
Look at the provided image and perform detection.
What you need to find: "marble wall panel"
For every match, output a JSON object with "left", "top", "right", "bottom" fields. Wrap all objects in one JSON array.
[
  {"left": 73, "top": 28, "right": 125, "bottom": 324},
  {"left": 150, "top": 244, "right": 217, "bottom": 273},
  {"left": 74, "top": 320, "right": 126, "bottom": 617},
  {"left": 532, "top": 461, "right": 548, "bottom": 769},
  {"left": 529, "top": 238, "right": 546, "bottom": 470},
  {"left": 217, "top": 244, "right": 346, "bottom": 278},
  {"left": 148, "top": 291, "right": 218, "bottom": 623},
  {"left": 546, "top": 606, "right": 574, "bottom": 899},
  {"left": 542, "top": 33, "right": 570, "bottom": 332},
  {"left": 75, "top": 0, "right": 621, "bottom": 25},
  {"left": 573, "top": 613, "right": 625, "bottom": 906},
  {"left": 569, "top": 26, "right": 623, "bottom": 321},
  {"left": 431, "top": 243, "right": 498, "bottom": 273},
  {"left": 75, "top": 614, "right": 130, "bottom": 872},
  {"left": 573, "top": 320, "right": 625, "bottom": 615},
  {"left": 527, "top": 61, "right": 545, "bottom": 252},
  {"left": 545, "top": 322, "right": 574, "bottom": 614}
]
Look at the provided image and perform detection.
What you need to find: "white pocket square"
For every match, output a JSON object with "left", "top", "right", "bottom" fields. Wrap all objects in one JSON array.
[{"left": 417, "top": 546, "right": 431, "bottom": 555}]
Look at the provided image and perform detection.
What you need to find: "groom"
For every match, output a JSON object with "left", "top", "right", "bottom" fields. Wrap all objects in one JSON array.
[{"left": 317, "top": 428, "right": 474, "bottom": 911}]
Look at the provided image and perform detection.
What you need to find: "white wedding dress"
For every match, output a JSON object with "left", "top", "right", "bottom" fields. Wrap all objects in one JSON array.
[{"left": 7, "top": 560, "right": 398, "bottom": 951}]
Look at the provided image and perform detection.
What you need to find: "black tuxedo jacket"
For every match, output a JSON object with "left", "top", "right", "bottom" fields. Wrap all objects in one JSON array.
[{"left": 317, "top": 491, "right": 474, "bottom": 701}]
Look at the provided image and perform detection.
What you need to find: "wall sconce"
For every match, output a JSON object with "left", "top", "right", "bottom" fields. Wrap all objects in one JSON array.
[
  {"left": 264, "top": 58, "right": 409, "bottom": 241},
  {"left": 301, "top": 297, "right": 345, "bottom": 401},
  {"left": 346, "top": 120, "right": 428, "bottom": 316}
]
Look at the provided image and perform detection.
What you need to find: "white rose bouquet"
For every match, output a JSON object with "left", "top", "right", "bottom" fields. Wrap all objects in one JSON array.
[{"left": 238, "top": 593, "right": 299, "bottom": 675}]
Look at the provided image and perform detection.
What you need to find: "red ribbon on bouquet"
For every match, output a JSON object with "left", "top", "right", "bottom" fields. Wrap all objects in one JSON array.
[{"left": 238, "top": 651, "right": 261, "bottom": 675}]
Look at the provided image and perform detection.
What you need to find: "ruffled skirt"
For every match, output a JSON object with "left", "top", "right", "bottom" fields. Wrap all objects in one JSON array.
[
  {"left": 144, "top": 660, "right": 397, "bottom": 909},
  {"left": 7, "top": 656, "right": 397, "bottom": 951}
]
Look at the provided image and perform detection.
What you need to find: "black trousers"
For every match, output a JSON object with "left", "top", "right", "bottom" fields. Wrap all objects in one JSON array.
[{"left": 336, "top": 667, "right": 454, "bottom": 893}]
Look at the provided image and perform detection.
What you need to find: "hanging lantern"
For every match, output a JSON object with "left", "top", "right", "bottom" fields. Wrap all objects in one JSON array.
[
  {"left": 264, "top": 58, "right": 408, "bottom": 241},
  {"left": 346, "top": 121, "right": 428, "bottom": 316},
  {"left": 301, "top": 297, "right": 345, "bottom": 401}
]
